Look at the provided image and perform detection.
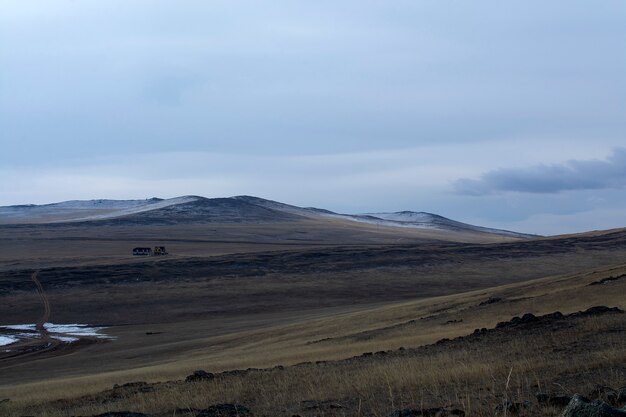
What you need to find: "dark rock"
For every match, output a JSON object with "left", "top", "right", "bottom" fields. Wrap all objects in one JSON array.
[
  {"left": 392, "top": 407, "right": 465, "bottom": 417},
  {"left": 196, "top": 404, "right": 252, "bottom": 417},
  {"left": 573, "top": 306, "right": 624, "bottom": 318},
  {"left": 588, "top": 275, "right": 625, "bottom": 286},
  {"left": 479, "top": 297, "right": 502, "bottom": 306},
  {"left": 186, "top": 370, "right": 215, "bottom": 382},
  {"left": 90, "top": 412, "right": 151, "bottom": 417},
  {"left": 561, "top": 394, "right": 626, "bottom": 417},
  {"left": 220, "top": 369, "right": 248, "bottom": 377},
  {"left": 537, "top": 393, "right": 572, "bottom": 408},
  {"left": 0, "top": 398, "right": 9, "bottom": 404},
  {"left": 113, "top": 381, "right": 148, "bottom": 390}
]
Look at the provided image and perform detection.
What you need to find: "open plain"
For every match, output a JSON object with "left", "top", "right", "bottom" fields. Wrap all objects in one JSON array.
[{"left": 0, "top": 197, "right": 625, "bottom": 417}]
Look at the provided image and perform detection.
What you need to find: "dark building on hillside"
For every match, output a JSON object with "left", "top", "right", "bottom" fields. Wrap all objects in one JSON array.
[
  {"left": 153, "top": 246, "right": 168, "bottom": 255},
  {"left": 133, "top": 247, "right": 153, "bottom": 256}
]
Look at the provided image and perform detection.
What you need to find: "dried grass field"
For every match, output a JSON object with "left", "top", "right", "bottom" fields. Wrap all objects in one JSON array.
[{"left": 1, "top": 221, "right": 625, "bottom": 416}]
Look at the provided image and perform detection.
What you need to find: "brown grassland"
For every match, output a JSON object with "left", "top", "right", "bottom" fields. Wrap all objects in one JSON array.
[{"left": 0, "top": 218, "right": 625, "bottom": 416}]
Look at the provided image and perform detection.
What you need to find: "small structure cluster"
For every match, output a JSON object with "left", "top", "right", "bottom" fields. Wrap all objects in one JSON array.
[{"left": 132, "top": 246, "right": 168, "bottom": 256}]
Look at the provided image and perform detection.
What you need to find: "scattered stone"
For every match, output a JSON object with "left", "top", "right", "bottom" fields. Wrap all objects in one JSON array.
[
  {"left": 392, "top": 407, "right": 465, "bottom": 417},
  {"left": 113, "top": 381, "right": 148, "bottom": 390},
  {"left": 496, "top": 313, "right": 541, "bottom": 328},
  {"left": 495, "top": 307, "right": 623, "bottom": 330},
  {"left": 444, "top": 319, "right": 463, "bottom": 325},
  {"left": 479, "top": 297, "right": 502, "bottom": 306},
  {"left": 90, "top": 412, "right": 151, "bottom": 417},
  {"left": 195, "top": 403, "right": 252, "bottom": 417},
  {"left": 572, "top": 306, "right": 624, "bottom": 318},
  {"left": 537, "top": 393, "right": 572, "bottom": 408},
  {"left": 588, "top": 274, "right": 625, "bottom": 286},
  {"left": 220, "top": 369, "right": 248, "bottom": 377},
  {"left": 561, "top": 394, "right": 626, "bottom": 417},
  {"left": 185, "top": 370, "right": 215, "bottom": 382}
]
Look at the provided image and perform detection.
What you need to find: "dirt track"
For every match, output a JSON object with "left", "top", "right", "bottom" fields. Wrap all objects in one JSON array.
[
  {"left": 32, "top": 271, "right": 52, "bottom": 340},
  {"left": 0, "top": 272, "right": 62, "bottom": 364}
]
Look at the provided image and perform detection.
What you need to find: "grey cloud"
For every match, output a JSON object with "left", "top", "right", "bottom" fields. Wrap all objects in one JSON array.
[{"left": 454, "top": 148, "right": 626, "bottom": 195}]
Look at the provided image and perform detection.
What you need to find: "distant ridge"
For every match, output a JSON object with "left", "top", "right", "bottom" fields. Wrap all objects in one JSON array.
[{"left": 0, "top": 195, "right": 537, "bottom": 238}]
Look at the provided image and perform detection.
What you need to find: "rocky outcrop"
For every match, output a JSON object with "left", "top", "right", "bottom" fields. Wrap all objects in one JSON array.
[
  {"left": 561, "top": 394, "right": 626, "bottom": 417},
  {"left": 495, "top": 307, "right": 623, "bottom": 330},
  {"left": 185, "top": 370, "right": 215, "bottom": 382}
]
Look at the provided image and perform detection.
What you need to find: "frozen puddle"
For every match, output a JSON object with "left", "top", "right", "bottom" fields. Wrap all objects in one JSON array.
[{"left": 0, "top": 323, "right": 113, "bottom": 346}]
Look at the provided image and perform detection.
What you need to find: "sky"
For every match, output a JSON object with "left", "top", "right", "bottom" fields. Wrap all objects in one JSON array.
[{"left": 1, "top": 1, "right": 625, "bottom": 235}]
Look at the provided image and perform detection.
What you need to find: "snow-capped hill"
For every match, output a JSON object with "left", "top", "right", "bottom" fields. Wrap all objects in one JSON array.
[
  {"left": 0, "top": 196, "right": 199, "bottom": 224},
  {"left": 363, "top": 211, "right": 441, "bottom": 223},
  {"left": 43, "top": 198, "right": 164, "bottom": 210},
  {"left": 0, "top": 195, "right": 538, "bottom": 238},
  {"left": 352, "top": 210, "right": 534, "bottom": 238}
]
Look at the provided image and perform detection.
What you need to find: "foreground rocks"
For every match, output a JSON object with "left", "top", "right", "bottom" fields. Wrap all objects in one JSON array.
[
  {"left": 186, "top": 370, "right": 215, "bottom": 382},
  {"left": 561, "top": 395, "right": 626, "bottom": 417}
]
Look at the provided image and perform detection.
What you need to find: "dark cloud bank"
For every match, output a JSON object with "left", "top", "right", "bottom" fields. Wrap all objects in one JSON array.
[{"left": 455, "top": 148, "right": 626, "bottom": 195}]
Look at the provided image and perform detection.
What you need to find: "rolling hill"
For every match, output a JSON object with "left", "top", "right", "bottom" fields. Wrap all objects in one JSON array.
[{"left": 0, "top": 195, "right": 535, "bottom": 238}]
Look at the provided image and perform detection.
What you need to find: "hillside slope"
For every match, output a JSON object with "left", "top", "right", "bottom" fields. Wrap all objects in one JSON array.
[{"left": 0, "top": 195, "right": 536, "bottom": 241}]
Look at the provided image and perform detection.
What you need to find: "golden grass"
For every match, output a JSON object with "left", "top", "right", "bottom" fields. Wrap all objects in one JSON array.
[{"left": 2, "top": 263, "right": 625, "bottom": 416}]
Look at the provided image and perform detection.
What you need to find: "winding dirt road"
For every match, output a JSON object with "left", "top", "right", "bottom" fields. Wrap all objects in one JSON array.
[
  {"left": 31, "top": 271, "right": 53, "bottom": 342},
  {"left": 0, "top": 271, "right": 61, "bottom": 364}
]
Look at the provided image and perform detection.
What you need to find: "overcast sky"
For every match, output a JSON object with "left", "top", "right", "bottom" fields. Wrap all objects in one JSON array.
[{"left": 1, "top": 1, "right": 625, "bottom": 235}]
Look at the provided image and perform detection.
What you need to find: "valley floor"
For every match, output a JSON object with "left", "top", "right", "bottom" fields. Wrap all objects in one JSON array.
[{"left": 1, "top": 226, "right": 626, "bottom": 416}]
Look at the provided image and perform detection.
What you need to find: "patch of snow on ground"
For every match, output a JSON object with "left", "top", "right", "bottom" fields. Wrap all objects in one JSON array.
[
  {"left": 44, "top": 323, "right": 114, "bottom": 339},
  {"left": 1, "top": 324, "right": 37, "bottom": 331},
  {"left": 45, "top": 323, "right": 102, "bottom": 336},
  {"left": 0, "top": 335, "right": 19, "bottom": 346},
  {"left": 0, "top": 323, "right": 114, "bottom": 345},
  {"left": 52, "top": 336, "right": 80, "bottom": 343}
]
